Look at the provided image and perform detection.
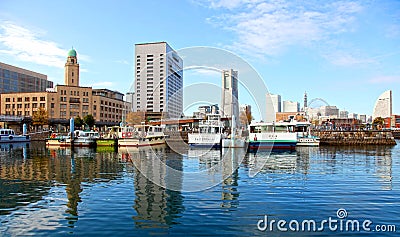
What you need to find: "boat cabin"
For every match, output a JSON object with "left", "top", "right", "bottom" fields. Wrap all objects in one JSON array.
[{"left": 0, "top": 129, "right": 16, "bottom": 136}]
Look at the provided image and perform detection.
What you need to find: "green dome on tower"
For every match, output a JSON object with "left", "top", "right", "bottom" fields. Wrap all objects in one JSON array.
[{"left": 67, "top": 48, "right": 77, "bottom": 57}]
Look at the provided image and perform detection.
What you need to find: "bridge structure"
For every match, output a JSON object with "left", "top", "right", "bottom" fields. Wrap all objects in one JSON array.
[{"left": 307, "top": 98, "right": 330, "bottom": 108}]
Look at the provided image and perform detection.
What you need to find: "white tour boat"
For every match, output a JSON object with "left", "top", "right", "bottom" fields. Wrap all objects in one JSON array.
[
  {"left": 248, "top": 122, "right": 297, "bottom": 152},
  {"left": 0, "top": 128, "right": 30, "bottom": 143},
  {"left": 46, "top": 130, "right": 97, "bottom": 147},
  {"left": 108, "top": 124, "right": 166, "bottom": 147},
  {"left": 188, "top": 114, "right": 226, "bottom": 149},
  {"left": 294, "top": 121, "right": 320, "bottom": 146}
]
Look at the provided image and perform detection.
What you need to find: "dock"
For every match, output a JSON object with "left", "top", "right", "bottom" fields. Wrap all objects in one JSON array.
[{"left": 312, "top": 130, "right": 397, "bottom": 146}]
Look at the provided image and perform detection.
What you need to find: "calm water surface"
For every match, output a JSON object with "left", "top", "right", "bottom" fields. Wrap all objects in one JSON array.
[{"left": 0, "top": 141, "right": 399, "bottom": 236}]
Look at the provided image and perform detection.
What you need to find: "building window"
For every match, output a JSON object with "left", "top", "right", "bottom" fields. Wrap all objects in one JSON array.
[
  {"left": 40, "top": 103, "right": 45, "bottom": 108},
  {"left": 25, "top": 104, "right": 30, "bottom": 108},
  {"left": 40, "top": 97, "right": 45, "bottom": 101},
  {"left": 32, "top": 103, "right": 37, "bottom": 108},
  {"left": 17, "top": 104, "right": 22, "bottom": 109},
  {"left": 51, "top": 103, "right": 54, "bottom": 108},
  {"left": 25, "top": 97, "right": 30, "bottom": 102},
  {"left": 17, "top": 97, "right": 22, "bottom": 102},
  {"left": 5, "top": 98, "right": 10, "bottom": 102}
]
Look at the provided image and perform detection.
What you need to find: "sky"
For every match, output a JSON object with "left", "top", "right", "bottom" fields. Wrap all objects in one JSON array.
[{"left": 0, "top": 0, "right": 399, "bottom": 120}]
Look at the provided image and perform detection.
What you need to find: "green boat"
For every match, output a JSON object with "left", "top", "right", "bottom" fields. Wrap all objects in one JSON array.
[{"left": 96, "top": 138, "right": 117, "bottom": 147}]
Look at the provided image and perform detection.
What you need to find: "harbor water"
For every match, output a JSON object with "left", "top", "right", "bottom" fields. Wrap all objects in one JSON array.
[{"left": 0, "top": 141, "right": 399, "bottom": 236}]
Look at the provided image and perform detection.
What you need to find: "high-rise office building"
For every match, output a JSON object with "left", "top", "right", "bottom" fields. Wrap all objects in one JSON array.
[
  {"left": 266, "top": 93, "right": 281, "bottom": 122},
  {"left": 0, "top": 62, "right": 53, "bottom": 93},
  {"left": 221, "top": 69, "right": 239, "bottom": 127},
  {"left": 134, "top": 42, "right": 183, "bottom": 119},
  {"left": 282, "top": 100, "right": 300, "bottom": 113},
  {"left": 372, "top": 90, "right": 392, "bottom": 119}
]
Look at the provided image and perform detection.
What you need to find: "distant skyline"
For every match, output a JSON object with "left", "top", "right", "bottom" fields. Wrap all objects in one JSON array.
[{"left": 0, "top": 0, "right": 399, "bottom": 119}]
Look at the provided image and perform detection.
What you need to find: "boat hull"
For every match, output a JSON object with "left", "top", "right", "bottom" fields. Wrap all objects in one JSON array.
[
  {"left": 188, "top": 133, "right": 222, "bottom": 149},
  {"left": 96, "top": 138, "right": 117, "bottom": 147},
  {"left": 0, "top": 135, "right": 30, "bottom": 143},
  {"left": 248, "top": 141, "right": 297, "bottom": 152},
  {"left": 221, "top": 138, "right": 247, "bottom": 148},
  {"left": 297, "top": 137, "right": 320, "bottom": 146},
  {"left": 118, "top": 137, "right": 165, "bottom": 147},
  {"left": 46, "top": 138, "right": 96, "bottom": 148}
]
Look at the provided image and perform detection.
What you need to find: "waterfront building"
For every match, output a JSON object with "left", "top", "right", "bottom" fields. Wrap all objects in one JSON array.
[
  {"left": 276, "top": 112, "right": 306, "bottom": 122},
  {"left": 266, "top": 93, "right": 281, "bottom": 122},
  {"left": 339, "top": 110, "right": 349, "bottom": 119},
  {"left": 193, "top": 104, "right": 219, "bottom": 118},
  {"left": 133, "top": 42, "right": 183, "bottom": 119},
  {"left": 0, "top": 62, "right": 53, "bottom": 94},
  {"left": 0, "top": 48, "right": 126, "bottom": 128},
  {"left": 221, "top": 69, "right": 239, "bottom": 127},
  {"left": 348, "top": 113, "right": 358, "bottom": 119},
  {"left": 282, "top": 100, "right": 300, "bottom": 113},
  {"left": 125, "top": 92, "right": 135, "bottom": 112},
  {"left": 372, "top": 90, "right": 392, "bottom": 119},
  {"left": 320, "top": 106, "right": 339, "bottom": 118},
  {"left": 359, "top": 114, "right": 367, "bottom": 123}
]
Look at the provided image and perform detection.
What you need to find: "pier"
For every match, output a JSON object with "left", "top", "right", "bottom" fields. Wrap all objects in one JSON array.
[{"left": 312, "top": 130, "right": 397, "bottom": 146}]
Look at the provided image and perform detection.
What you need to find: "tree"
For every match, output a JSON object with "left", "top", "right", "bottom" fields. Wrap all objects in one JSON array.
[
  {"left": 83, "top": 114, "right": 95, "bottom": 129},
  {"left": 239, "top": 107, "right": 253, "bottom": 126},
  {"left": 32, "top": 107, "right": 48, "bottom": 131},
  {"left": 126, "top": 111, "right": 145, "bottom": 125},
  {"left": 74, "top": 116, "right": 83, "bottom": 128},
  {"left": 373, "top": 117, "right": 384, "bottom": 129}
]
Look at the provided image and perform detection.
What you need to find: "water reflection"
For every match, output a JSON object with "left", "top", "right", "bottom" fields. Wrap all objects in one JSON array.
[
  {"left": 318, "top": 145, "right": 394, "bottom": 190},
  {"left": 220, "top": 148, "right": 241, "bottom": 209},
  {"left": 0, "top": 144, "right": 123, "bottom": 233},
  {"left": 119, "top": 145, "right": 185, "bottom": 228},
  {"left": 0, "top": 142, "right": 398, "bottom": 236}
]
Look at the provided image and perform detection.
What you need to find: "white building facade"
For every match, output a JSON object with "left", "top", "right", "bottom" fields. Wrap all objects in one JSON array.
[{"left": 134, "top": 42, "right": 183, "bottom": 119}]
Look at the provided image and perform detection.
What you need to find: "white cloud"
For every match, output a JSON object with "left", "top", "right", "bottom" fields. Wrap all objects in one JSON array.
[
  {"left": 204, "top": 0, "right": 364, "bottom": 58},
  {"left": 115, "top": 59, "right": 129, "bottom": 65},
  {"left": 0, "top": 21, "right": 90, "bottom": 68},
  {"left": 369, "top": 76, "right": 400, "bottom": 84},
  {"left": 0, "top": 21, "right": 66, "bottom": 68},
  {"left": 185, "top": 67, "right": 221, "bottom": 77},
  {"left": 323, "top": 50, "right": 376, "bottom": 66}
]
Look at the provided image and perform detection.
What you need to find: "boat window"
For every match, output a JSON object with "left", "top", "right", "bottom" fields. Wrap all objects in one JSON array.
[{"left": 275, "top": 126, "right": 288, "bottom": 132}]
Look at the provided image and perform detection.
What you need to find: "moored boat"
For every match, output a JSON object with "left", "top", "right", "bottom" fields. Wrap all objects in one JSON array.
[
  {"left": 108, "top": 124, "right": 166, "bottom": 147},
  {"left": 188, "top": 114, "right": 226, "bottom": 149},
  {"left": 0, "top": 128, "right": 30, "bottom": 143},
  {"left": 46, "top": 130, "right": 97, "bottom": 147},
  {"left": 294, "top": 121, "right": 320, "bottom": 146},
  {"left": 247, "top": 122, "right": 297, "bottom": 152}
]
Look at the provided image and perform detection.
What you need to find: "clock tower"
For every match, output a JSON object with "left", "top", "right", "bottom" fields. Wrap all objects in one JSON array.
[{"left": 64, "top": 48, "right": 79, "bottom": 86}]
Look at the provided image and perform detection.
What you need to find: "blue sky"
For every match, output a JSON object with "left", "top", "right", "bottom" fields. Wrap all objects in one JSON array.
[{"left": 0, "top": 0, "right": 399, "bottom": 119}]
